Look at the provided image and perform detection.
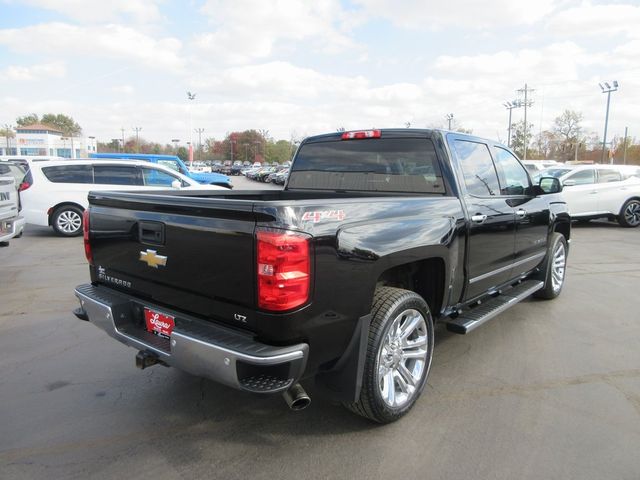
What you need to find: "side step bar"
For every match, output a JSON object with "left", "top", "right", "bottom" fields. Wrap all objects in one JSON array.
[{"left": 446, "top": 280, "right": 544, "bottom": 334}]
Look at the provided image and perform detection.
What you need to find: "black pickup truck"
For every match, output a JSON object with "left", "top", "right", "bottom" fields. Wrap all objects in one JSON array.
[{"left": 75, "top": 129, "right": 570, "bottom": 423}]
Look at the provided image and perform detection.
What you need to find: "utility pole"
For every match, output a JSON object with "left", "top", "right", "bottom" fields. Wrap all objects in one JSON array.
[
  {"left": 599, "top": 81, "right": 619, "bottom": 164},
  {"left": 132, "top": 127, "right": 142, "bottom": 153},
  {"left": 503, "top": 102, "right": 517, "bottom": 148},
  {"left": 622, "top": 127, "right": 628, "bottom": 165},
  {"left": 445, "top": 113, "right": 454, "bottom": 131},
  {"left": 120, "top": 127, "right": 125, "bottom": 152},
  {"left": 516, "top": 83, "right": 534, "bottom": 160},
  {"left": 194, "top": 128, "right": 204, "bottom": 162},
  {"left": 187, "top": 92, "right": 196, "bottom": 165}
]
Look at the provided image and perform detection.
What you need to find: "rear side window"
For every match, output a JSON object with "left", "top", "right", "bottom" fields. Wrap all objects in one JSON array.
[
  {"left": 597, "top": 169, "right": 622, "bottom": 183},
  {"left": 93, "top": 166, "right": 142, "bottom": 185},
  {"left": 42, "top": 165, "right": 93, "bottom": 183},
  {"left": 453, "top": 140, "right": 500, "bottom": 196},
  {"left": 565, "top": 169, "right": 595, "bottom": 185},
  {"left": 288, "top": 138, "right": 445, "bottom": 193}
]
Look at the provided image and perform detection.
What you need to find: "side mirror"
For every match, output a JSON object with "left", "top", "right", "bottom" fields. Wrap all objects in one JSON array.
[
  {"left": 539, "top": 177, "right": 562, "bottom": 194},
  {"left": 171, "top": 179, "right": 182, "bottom": 189},
  {"left": 562, "top": 179, "right": 576, "bottom": 187}
]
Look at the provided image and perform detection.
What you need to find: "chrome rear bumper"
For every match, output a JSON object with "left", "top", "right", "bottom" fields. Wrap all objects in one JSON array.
[{"left": 74, "top": 284, "right": 308, "bottom": 393}]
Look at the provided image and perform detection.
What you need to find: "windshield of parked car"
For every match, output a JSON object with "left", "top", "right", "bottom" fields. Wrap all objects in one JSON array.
[{"left": 288, "top": 138, "right": 445, "bottom": 193}]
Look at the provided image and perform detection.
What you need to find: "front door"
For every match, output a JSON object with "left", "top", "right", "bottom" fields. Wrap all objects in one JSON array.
[{"left": 448, "top": 136, "right": 516, "bottom": 300}]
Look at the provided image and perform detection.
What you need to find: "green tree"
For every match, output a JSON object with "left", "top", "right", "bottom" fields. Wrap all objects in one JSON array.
[
  {"left": 176, "top": 146, "right": 188, "bottom": 162},
  {"left": 552, "top": 110, "right": 583, "bottom": 161},
  {"left": 15, "top": 114, "right": 40, "bottom": 127},
  {"left": 266, "top": 139, "right": 295, "bottom": 163},
  {"left": 510, "top": 120, "right": 534, "bottom": 159}
]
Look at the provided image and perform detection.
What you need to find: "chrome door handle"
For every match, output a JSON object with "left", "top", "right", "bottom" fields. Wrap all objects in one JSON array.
[
  {"left": 516, "top": 209, "right": 527, "bottom": 217},
  {"left": 471, "top": 214, "right": 488, "bottom": 223}
]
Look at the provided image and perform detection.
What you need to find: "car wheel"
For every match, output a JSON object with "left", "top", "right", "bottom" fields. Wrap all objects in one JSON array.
[
  {"left": 344, "top": 287, "right": 434, "bottom": 423},
  {"left": 52, "top": 205, "right": 83, "bottom": 237},
  {"left": 618, "top": 199, "right": 640, "bottom": 228},
  {"left": 533, "top": 232, "right": 567, "bottom": 299}
]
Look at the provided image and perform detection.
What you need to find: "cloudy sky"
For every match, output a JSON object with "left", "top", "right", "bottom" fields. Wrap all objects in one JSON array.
[{"left": 0, "top": 0, "right": 638, "bottom": 145}]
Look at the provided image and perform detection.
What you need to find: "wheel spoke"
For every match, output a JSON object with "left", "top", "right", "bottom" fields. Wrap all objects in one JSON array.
[
  {"left": 402, "top": 348, "right": 427, "bottom": 360},
  {"left": 397, "top": 363, "right": 416, "bottom": 388},
  {"left": 399, "top": 312, "right": 422, "bottom": 341},
  {"left": 385, "top": 370, "right": 395, "bottom": 405}
]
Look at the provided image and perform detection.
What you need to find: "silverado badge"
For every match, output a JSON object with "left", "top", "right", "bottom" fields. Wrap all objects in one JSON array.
[{"left": 139, "top": 249, "right": 168, "bottom": 268}]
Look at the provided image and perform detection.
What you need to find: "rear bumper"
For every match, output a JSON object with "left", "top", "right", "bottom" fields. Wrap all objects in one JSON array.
[
  {"left": 74, "top": 284, "right": 308, "bottom": 393},
  {"left": 0, "top": 215, "right": 23, "bottom": 242}
]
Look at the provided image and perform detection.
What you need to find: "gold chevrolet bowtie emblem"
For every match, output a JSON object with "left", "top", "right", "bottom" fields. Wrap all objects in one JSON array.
[{"left": 139, "top": 249, "right": 168, "bottom": 268}]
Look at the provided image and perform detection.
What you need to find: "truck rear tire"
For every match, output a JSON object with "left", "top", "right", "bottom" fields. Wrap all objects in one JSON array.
[
  {"left": 533, "top": 232, "right": 567, "bottom": 299},
  {"left": 344, "top": 287, "right": 434, "bottom": 423}
]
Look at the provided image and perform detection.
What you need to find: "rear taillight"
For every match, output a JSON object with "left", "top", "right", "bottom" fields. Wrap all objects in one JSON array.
[
  {"left": 257, "top": 229, "right": 311, "bottom": 312},
  {"left": 83, "top": 209, "right": 93, "bottom": 265},
  {"left": 341, "top": 130, "right": 381, "bottom": 140},
  {"left": 18, "top": 181, "right": 31, "bottom": 191}
]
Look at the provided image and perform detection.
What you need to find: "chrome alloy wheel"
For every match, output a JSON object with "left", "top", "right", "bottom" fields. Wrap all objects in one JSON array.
[
  {"left": 624, "top": 201, "right": 640, "bottom": 227},
  {"left": 376, "top": 308, "right": 429, "bottom": 408},
  {"left": 56, "top": 210, "right": 82, "bottom": 234},
  {"left": 551, "top": 241, "right": 566, "bottom": 293}
]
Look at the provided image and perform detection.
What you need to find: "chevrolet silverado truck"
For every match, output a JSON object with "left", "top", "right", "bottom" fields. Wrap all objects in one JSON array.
[{"left": 74, "top": 129, "right": 570, "bottom": 423}]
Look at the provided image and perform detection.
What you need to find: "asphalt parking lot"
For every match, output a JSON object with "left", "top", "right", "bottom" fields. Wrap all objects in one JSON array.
[{"left": 1, "top": 180, "right": 639, "bottom": 479}]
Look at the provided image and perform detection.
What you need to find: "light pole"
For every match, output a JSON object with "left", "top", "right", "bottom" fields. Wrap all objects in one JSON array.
[
  {"left": 187, "top": 91, "right": 196, "bottom": 165},
  {"left": 599, "top": 81, "right": 618, "bottom": 164},
  {"left": 503, "top": 102, "right": 517, "bottom": 148},
  {"left": 132, "top": 127, "right": 142, "bottom": 153},
  {"left": 194, "top": 128, "right": 204, "bottom": 162},
  {"left": 445, "top": 113, "right": 454, "bottom": 130},
  {"left": 3, "top": 124, "right": 12, "bottom": 155},
  {"left": 171, "top": 138, "right": 180, "bottom": 154}
]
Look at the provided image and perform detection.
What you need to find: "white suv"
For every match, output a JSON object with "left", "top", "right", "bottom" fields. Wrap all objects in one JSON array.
[
  {"left": 21, "top": 159, "right": 224, "bottom": 236},
  {"left": 542, "top": 164, "right": 640, "bottom": 227}
]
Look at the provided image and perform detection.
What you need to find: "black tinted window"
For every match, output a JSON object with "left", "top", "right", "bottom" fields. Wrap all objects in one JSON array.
[
  {"left": 93, "top": 166, "right": 142, "bottom": 185},
  {"left": 42, "top": 165, "right": 93, "bottom": 183},
  {"left": 288, "top": 138, "right": 445, "bottom": 193},
  {"left": 493, "top": 148, "right": 530, "bottom": 195},
  {"left": 453, "top": 140, "right": 500, "bottom": 196}
]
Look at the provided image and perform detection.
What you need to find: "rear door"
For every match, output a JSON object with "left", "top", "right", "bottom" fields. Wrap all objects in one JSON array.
[
  {"left": 595, "top": 168, "right": 625, "bottom": 214},
  {"left": 448, "top": 136, "right": 516, "bottom": 299}
]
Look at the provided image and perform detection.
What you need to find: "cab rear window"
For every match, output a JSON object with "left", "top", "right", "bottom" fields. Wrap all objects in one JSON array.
[{"left": 288, "top": 138, "right": 445, "bottom": 194}]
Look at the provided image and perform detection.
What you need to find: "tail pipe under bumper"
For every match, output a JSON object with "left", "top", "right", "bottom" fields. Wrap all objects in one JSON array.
[{"left": 74, "top": 284, "right": 309, "bottom": 395}]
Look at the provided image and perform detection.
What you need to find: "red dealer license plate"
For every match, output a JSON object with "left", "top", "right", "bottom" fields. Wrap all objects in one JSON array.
[{"left": 144, "top": 307, "right": 175, "bottom": 339}]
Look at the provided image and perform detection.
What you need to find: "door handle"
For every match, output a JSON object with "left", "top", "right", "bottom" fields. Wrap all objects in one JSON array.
[
  {"left": 471, "top": 214, "right": 488, "bottom": 223},
  {"left": 515, "top": 209, "right": 527, "bottom": 217}
]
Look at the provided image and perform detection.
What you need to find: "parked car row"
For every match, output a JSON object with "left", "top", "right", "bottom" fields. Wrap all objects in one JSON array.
[{"left": 243, "top": 165, "right": 289, "bottom": 185}]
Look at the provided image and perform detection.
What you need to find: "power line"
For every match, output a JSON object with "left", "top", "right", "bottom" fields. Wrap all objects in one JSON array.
[{"left": 516, "top": 83, "right": 534, "bottom": 160}]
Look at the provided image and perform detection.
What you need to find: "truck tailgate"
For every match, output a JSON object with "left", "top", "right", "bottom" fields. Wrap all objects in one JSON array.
[{"left": 88, "top": 191, "right": 266, "bottom": 312}]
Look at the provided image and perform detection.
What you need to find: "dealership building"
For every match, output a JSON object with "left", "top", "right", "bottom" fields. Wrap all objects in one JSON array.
[{"left": 0, "top": 123, "right": 97, "bottom": 158}]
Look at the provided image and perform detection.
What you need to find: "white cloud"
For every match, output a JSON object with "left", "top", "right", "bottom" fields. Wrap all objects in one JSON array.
[
  {"left": 546, "top": 3, "right": 640, "bottom": 39},
  {"left": 193, "top": 0, "right": 359, "bottom": 63},
  {"left": 18, "top": 0, "right": 163, "bottom": 23},
  {"left": 352, "top": 0, "right": 557, "bottom": 29},
  {"left": 111, "top": 85, "right": 135, "bottom": 94},
  {"left": 0, "top": 23, "right": 183, "bottom": 70},
  {"left": 1, "top": 62, "right": 66, "bottom": 81}
]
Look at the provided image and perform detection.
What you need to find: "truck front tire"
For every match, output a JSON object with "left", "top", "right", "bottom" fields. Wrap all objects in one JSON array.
[
  {"left": 345, "top": 287, "right": 434, "bottom": 423},
  {"left": 533, "top": 232, "right": 567, "bottom": 299}
]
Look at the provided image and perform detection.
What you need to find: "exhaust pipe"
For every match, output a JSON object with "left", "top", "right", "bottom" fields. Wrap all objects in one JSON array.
[{"left": 283, "top": 383, "right": 311, "bottom": 411}]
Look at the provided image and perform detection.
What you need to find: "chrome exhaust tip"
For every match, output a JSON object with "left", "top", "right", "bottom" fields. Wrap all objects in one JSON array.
[{"left": 283, "top": 383, "right": 311, "bottom": 411}]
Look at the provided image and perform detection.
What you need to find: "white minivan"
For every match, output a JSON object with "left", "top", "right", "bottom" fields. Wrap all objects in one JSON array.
[{"left": 21, "top": 159, "right": 225, "bottom": 236}]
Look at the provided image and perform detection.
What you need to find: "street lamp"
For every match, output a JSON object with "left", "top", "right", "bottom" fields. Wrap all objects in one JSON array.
[
  {"left": 445, "top": 113, "right": 454, "bottom": 130},
  {"left": 599, "top": 80, "right": 619, "bottom": 164},
  {"left": 186, "top": 91, "right": 196, "bottom": 164},
  {"left": 503, "top": 101, "right": 518, "bottom": 148},
  {"left": 171, "top": 139, "right": 180, "bottom": 153}
]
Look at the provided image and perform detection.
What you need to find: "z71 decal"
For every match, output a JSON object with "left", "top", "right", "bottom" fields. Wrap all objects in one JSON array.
[{"left": 302, "top": 210, "right": 346, "bottom": 223}]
